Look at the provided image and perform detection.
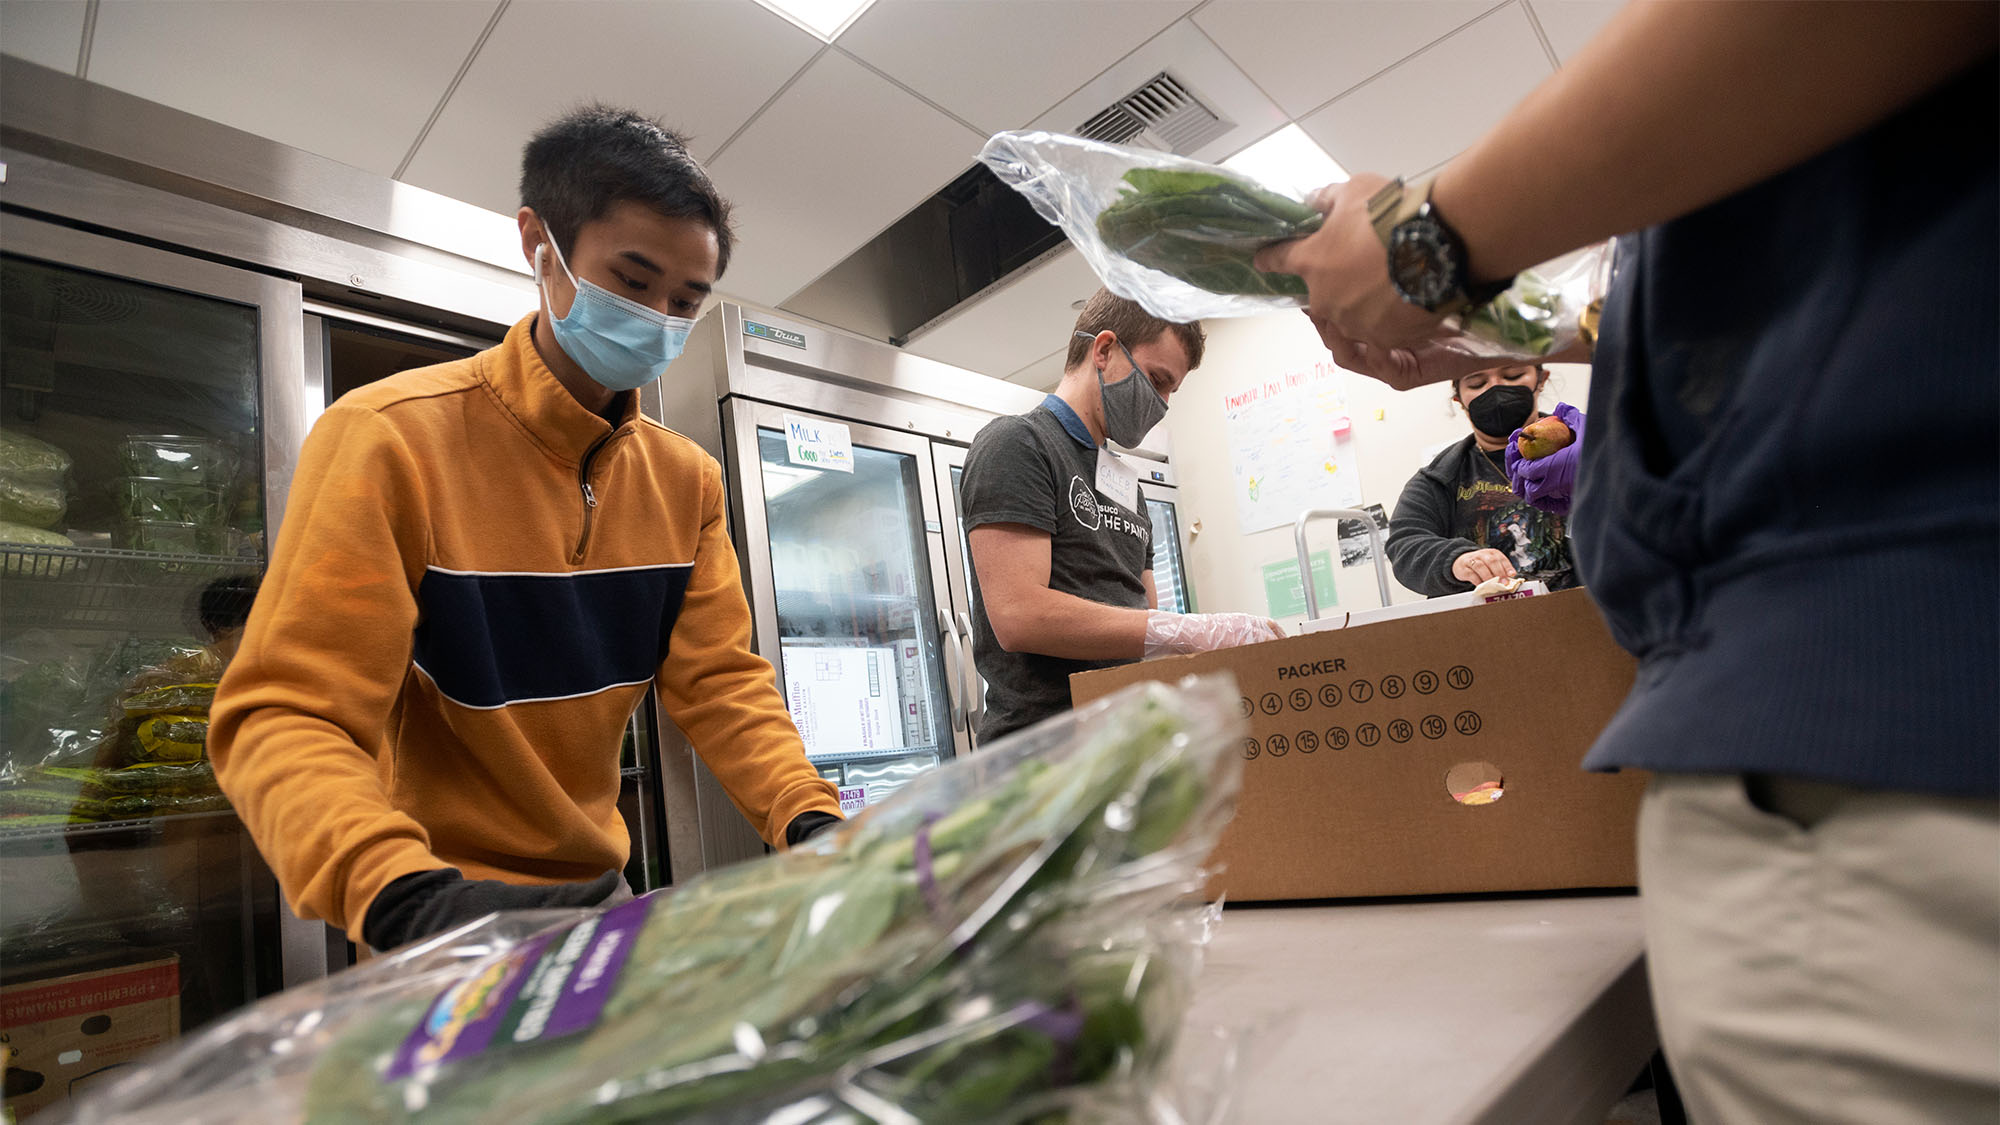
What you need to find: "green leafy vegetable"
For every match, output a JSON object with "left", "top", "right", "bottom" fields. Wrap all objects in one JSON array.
[
  {"left": 289, "top": 680, "right": 1243, "bottom": 1124},
  {"left": 1463, "top": 270, "right": 1567, "bottom": 357},
  {"left": 1096, "top": 168, "right": 1322, "bottom": 299}
]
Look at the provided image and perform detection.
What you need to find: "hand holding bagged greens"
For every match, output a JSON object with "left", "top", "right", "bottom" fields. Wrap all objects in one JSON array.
[
  {"left": 64, "top": 676, "right": 1249, "bottom": 1124},
  {"left": 981, "top": 130, "right": 1612, "bottom": 362}
]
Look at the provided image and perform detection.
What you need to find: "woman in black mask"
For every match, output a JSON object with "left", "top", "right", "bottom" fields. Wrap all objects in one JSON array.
[{"left": 1383, "top": 363, "right": 1580, "bottom": 596}]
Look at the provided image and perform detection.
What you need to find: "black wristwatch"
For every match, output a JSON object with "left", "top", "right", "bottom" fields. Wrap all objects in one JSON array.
[{"left": 1367, "top": 178, "right": 1511, "bottom": 315}]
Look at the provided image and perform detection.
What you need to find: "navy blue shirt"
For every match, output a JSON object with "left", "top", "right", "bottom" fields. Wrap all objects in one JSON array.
[{"left": 1574, "top": 56, "right": 1998, "bottom": 796}]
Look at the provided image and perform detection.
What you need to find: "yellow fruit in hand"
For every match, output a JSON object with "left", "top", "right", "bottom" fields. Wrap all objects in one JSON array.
[{"left": 1515, "top": 417, "right": 1574, "bottom": 461}]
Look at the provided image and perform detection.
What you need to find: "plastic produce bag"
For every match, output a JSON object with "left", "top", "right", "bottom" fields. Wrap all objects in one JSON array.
[
  {"left": 979, "top": 130, "right": 1614, "bottom": 360},
  {"left": 60, "top": 676, "right": 1251, "bottom": 1124}
]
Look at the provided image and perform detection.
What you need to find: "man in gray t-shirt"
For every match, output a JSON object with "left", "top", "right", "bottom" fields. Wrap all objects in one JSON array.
[{"left": 962, "top": 290, "right": 1284, "bottom": 742}]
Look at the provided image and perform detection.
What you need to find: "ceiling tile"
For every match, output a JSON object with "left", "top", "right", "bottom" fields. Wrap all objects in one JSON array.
[
  {"left": 1524, "top": 0, "right": 1621, "bottom": 64},
  {"left": 707, "top": 50, "right": 985, "bottom": 306},
  {"left": 1008, "top": 348, "right": 1068, "bottom": 392},
  {"left": 0, "top": 0, "right": 87, "bottom": 74},
  {"left": 904, "top": 247, "right": 1101, "bottom": 379},
  {"left": 1194, "top": 0, "right": 1496, "bottom": 119},
  {"left": 1299, "top": 3, "right": 1551, "bottom": 179},
  {"left": 838, "top": 0, "right": 1193, "bottom": 135},
  {"left": 401, "top": 0, "right": 819, "bottom": 214},
  {"left": 84, "top": 1, "right": 495, "bottom": 176},
  {"left": 1027, "top": 18, "right": 1287, "bottom": 166}
]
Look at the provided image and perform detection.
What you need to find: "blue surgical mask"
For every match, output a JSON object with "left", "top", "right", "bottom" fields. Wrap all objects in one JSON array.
[{"left": 536, "top": 236, "right": 695, "bottom": 392}]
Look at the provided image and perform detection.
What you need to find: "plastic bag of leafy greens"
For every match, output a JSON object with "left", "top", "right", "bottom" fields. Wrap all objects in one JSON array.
[
  {"left": 62, "top": 675, "right": 1250, "bottom": 1125},
  {"left": 0, "top": 429, "right": 74, "bottom": 484},
  {"left": 980, "top": 130, "right": 1324, "bottom": 322},
  {"left": 979, "top": 131, "right": 1616, "bottom": 360}
]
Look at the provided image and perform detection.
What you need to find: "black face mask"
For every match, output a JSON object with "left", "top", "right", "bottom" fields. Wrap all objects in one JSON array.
[{"left": 1466, "top": 383, "right": 1536, "bottom": 437}]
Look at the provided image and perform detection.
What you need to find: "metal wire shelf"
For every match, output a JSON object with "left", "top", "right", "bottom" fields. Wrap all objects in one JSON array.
[{"left": 2, "top": 544, "right": 262, "bottom": 633}]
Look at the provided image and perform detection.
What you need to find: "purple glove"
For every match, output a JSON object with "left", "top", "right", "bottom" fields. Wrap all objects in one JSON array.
[{"left": 1504, "top": 402, "right": 1586, "bottom": 516}]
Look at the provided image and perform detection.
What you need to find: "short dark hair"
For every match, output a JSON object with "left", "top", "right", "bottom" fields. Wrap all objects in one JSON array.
[
  {"left": 1065, "top": 289, "right": 1205, "bottom": 371},
  {"left": 197, "top": 573, "right": 260, "bottom": 639},
  {"left": 520, "top": 105, "right": 735, "bottom": 277}
]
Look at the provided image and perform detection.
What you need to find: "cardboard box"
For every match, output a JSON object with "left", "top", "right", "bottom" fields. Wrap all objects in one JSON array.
[
  {"left": 1, "top": 956, "right": 180, "bottom": 1121},
  {"left": 1072, "top": 589, "right": 1645, "bottom": 901}
]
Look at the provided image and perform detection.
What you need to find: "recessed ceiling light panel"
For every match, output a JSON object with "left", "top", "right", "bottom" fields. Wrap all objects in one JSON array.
[
  {"left": 752, "top": 0, "right": 878, "bottom": 42},
  {"left": 1221, "top": 124, "right": 1349, "bottom": 201}
]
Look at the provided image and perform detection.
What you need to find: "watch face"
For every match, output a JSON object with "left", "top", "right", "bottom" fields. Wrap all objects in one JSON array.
[{"left": 1389, "top": 219, "right": 1461, "bottom": 311}]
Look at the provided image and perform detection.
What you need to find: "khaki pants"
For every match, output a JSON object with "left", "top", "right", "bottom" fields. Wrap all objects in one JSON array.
[{"left": 1639, "top": 774, "right": 2000, "bottom": 1124}]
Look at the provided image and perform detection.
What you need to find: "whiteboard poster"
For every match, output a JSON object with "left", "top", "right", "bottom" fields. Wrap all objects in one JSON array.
[{"left": 1223, "top": 358, "right": 1363, "bottom": 535}]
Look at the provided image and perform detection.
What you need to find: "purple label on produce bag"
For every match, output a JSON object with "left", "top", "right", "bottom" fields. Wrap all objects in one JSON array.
[{"left": 383, "top": 894, "right": 653, "bottom": 1082}]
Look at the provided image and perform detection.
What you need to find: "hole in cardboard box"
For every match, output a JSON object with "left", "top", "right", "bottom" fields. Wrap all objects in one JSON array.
[
  {"left": 81, "top": 1014, "right": 112, "bottom": 1035},
  {"left": 1446, "top": 761, "right": 1505, "bottom": 806},
  {"left": 5, "top": 1067, "right": 45, "bottom": 1097},
  {"left": 57, "top": 1049, "right": 83, "bottom": 1066}
]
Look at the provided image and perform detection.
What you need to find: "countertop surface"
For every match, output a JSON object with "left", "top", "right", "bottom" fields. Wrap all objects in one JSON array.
[{"left": 1184, "top": 894, "right": 1655, "bottom": 1125}]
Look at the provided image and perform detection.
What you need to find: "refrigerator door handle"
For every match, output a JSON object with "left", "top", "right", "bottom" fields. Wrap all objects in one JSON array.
[
  {"left": 937, "top": 607, "right": 966, "bottom": 733},
  {"left": 955, "top": 610, "right": 982, "bottom": 735}
]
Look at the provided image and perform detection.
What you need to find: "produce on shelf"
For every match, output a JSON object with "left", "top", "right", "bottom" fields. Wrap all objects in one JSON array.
[
  {"left": 0, "top": 520, "right": 77, "bottom": 576},
  {"left": 0, "top": 430, "right": 74, "bottom": 530},
  {"left": 64, "top": 677, "right": 1248, "bottom": 1124}
]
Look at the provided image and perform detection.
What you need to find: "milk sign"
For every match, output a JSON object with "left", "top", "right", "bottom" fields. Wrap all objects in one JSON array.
[{"left": 784, "top": 414, "right": 854, "bottom": 474}]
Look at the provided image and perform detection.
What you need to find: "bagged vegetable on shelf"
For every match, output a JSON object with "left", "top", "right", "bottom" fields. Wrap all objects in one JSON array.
[
  {"left": 978, "top": 130, "right": 1615, "bottom": 360},
  {"left": 0, "top": 429, "right": 73, "bottom": 484},
  {"left": 0, "top": 519, "right": 77, "bottom": 576},
  {"left": 63, "top": 675, "right": 1250, "bottom": 1124}
]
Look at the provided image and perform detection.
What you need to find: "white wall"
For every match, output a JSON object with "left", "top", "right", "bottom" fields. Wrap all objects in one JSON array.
[{"left": 1165, "top": 312, "right": 1590, "bottom": 629}]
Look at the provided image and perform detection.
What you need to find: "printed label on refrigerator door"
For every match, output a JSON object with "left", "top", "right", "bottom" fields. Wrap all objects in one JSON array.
[{"left": 784, "top": 414, "right": 854, "bottom": 474}]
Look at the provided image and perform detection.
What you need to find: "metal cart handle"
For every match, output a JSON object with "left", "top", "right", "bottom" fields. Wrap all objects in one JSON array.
[{"left": 1295, "top": 508, "right": 1391, "bottom": 620}]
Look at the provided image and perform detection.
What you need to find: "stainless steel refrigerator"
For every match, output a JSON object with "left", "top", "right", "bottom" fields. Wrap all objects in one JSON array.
[{"left": 647, "top": 303, "right": 1193, "bottom": 871}]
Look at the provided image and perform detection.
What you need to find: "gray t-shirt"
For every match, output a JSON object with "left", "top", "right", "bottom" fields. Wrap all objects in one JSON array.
[{"left": 962, "top": 402, "right": 1152, "bottom": 741}]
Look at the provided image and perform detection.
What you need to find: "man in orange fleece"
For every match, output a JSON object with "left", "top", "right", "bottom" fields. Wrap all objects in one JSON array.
[{"left": 210, "top": 106, "right": 841, "bottom": 952}]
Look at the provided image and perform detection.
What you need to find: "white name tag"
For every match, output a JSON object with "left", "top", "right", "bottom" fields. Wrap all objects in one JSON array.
[{"left": 1095, "top": 446, "right": 1139, "bottom": 512}]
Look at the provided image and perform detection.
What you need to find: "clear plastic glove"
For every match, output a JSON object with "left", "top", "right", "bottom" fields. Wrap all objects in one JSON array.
[
  {"left": 1505, "top": 401, "right": 1586, "bottom": 516},
  {"left": 1143, "top": 611, "right": 1286, "bottom": 658}
]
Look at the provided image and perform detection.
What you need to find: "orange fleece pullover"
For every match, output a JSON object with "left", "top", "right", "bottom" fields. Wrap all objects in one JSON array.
[{"left": 210, "top": 315, "right": 838, "bottom": 941}]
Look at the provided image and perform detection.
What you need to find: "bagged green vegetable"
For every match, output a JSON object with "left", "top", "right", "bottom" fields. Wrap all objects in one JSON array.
[
  {"left": 0, "top": 473, "right": 66, "bottom": 528},
  {"left": 0, "top": 429, "right": 73, "bottom": 484},
  {"left": 62, "top": 676, "right": 1250, "bottom": 1124},
  {"left": 980, "top": 130, "right": 1614, "bottom": 359},
  {"left": 1, "top": 519, "right": 77, "bottom": 575}
]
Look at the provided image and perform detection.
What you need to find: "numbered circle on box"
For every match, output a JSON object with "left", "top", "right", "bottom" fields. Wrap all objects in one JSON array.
[
  {"left": 1289, "top": 688, "right": 1313, "bottom": 713},
  {"left": 1260, "top": 693, "right": 1283, "bottom": 716},
  {"left": 1239, "top": 696, "right": 1254, "bottom": 718},
  {"left": 1420, "top": 715, "right": 1448, "bottom": 740},
  {"left": 1447, "top": 665, "right": 1475, "bottom": 691},
  {"left": 1356, "top": 723, "right": 1382, "bottom": 747},
  {"left": 1387, "top": 718, "right": 1414, "bottom": 743},
  {"left": 1267, "top": 734, "right": 1290, "bottom": 758},
  {"left": 1296, "top": 729, "right": 1321, "bottom": 754},
  {"left": 1381, "top": 674, "right": 1406, "bottom": 699},
  {"left": 1319, "top": 684, "right": 1342, "bottom": 708},
  {"left": 1243, "top": 737, "right": 1261, "bottom": 760},
  {"left": 1326, "top": 726, "right": 1350, "bottom": 751},
  {"left": 1349, "top": 679, "right": 1374, "bottom": 705},
  {"left": 1454, "top": 710, "right": 1483, "bottom": 736},
  {"left": 1413, "top": 669, "right": 1440, "bottom": 695}
]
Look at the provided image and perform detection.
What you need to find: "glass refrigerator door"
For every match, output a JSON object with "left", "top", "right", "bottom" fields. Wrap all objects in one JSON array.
[
  {"left": 0, "top": 216, "right": 309, "bottom": 1047},
  {"left": 1143, "top": 487, "right": 1194, "bottom": 614},
  {"left": 728, "top": 401, "right": 964, "bottom": 816}
]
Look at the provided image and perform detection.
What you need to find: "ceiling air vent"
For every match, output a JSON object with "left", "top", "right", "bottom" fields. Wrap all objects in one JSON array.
[{"left": 1076, "top": 72, "right": 1233, "bottom": 156}]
